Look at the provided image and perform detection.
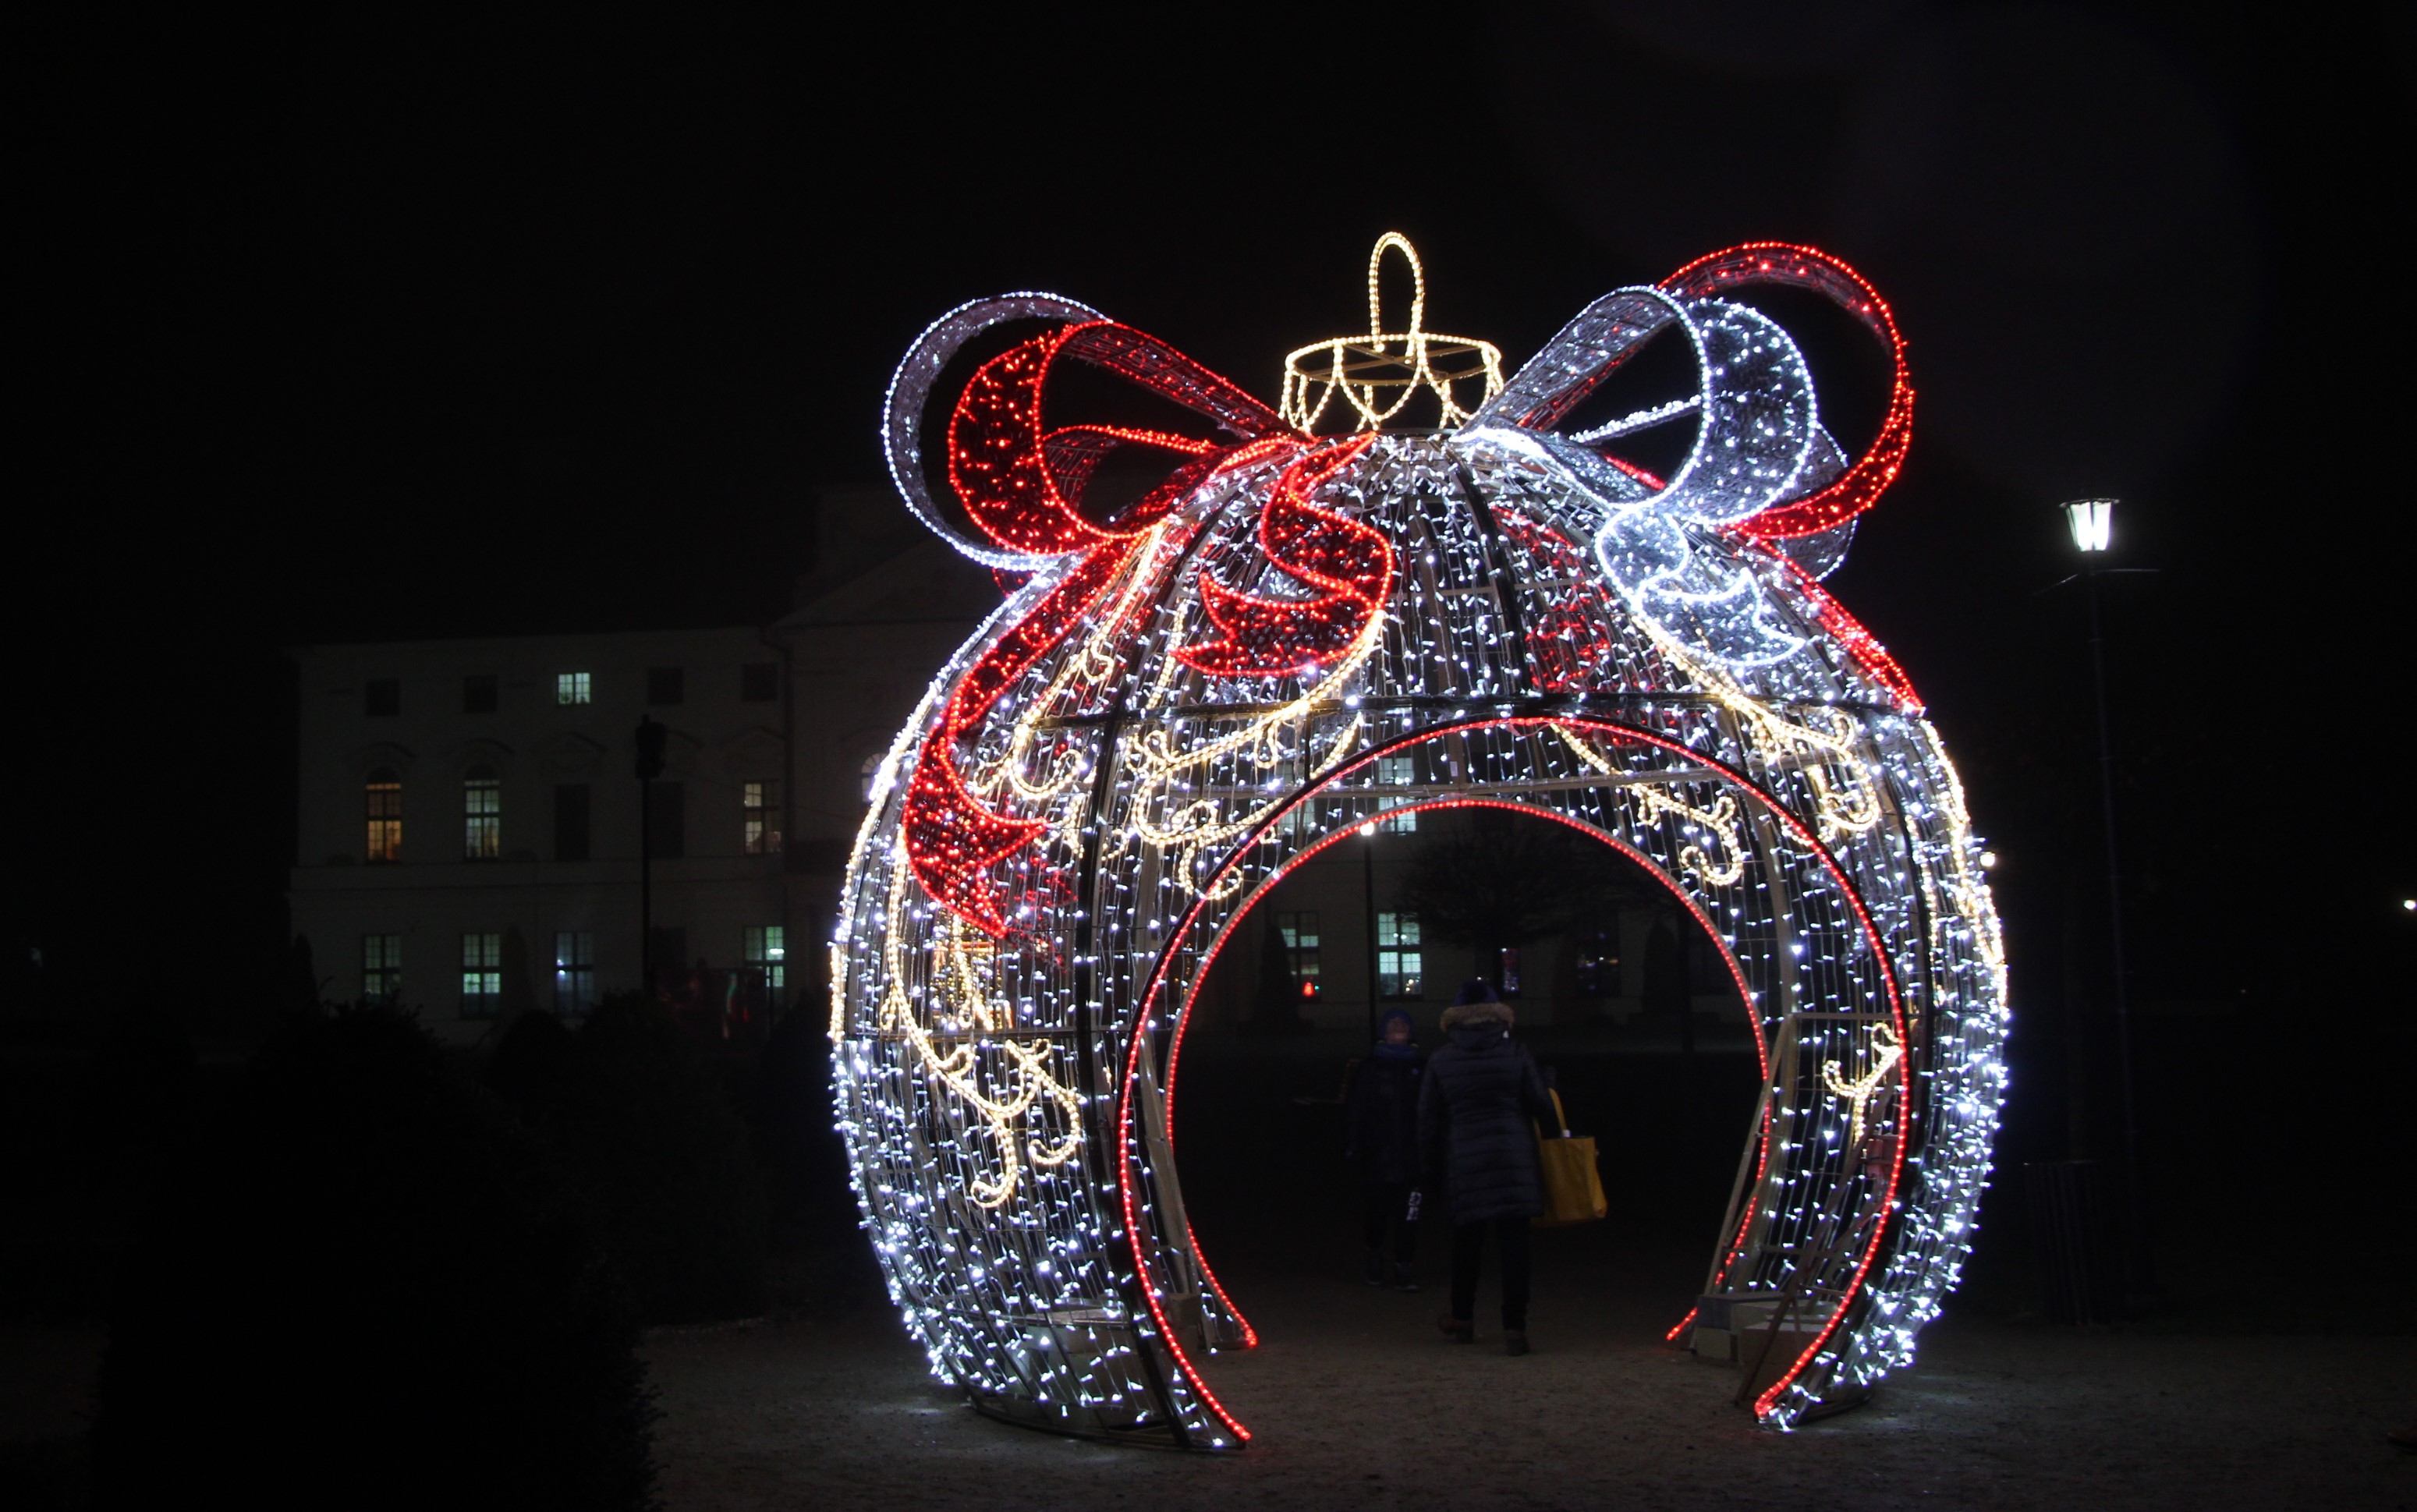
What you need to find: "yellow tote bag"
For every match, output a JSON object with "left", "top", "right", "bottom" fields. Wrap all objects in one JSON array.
[{"left": 1533, "top": 1089, "right": 1607, "bottom": 1227}]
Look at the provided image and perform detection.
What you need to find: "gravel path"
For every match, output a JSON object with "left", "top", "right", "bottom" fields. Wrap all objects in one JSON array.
[{"left": 644, "top": 1271, "right": 2413, "bottom": 1510}]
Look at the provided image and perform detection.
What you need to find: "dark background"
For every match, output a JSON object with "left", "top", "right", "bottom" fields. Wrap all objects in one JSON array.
[{"left": 14, "top": 3, "right": 2412, "bottom": 1268}]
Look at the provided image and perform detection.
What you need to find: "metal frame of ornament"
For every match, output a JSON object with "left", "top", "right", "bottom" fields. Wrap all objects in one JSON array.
[{"left": 830, "top": 239, "right": 2008, "bottom": 1447}]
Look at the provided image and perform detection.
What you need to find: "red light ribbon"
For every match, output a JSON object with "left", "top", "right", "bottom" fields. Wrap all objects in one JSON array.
[
  {"left": 907, "top": 319, "right": 1317, "bottom": 936},
  {"left": 1177, "top": 433, "right": 1389, "bottom": 678},
  {"left": 1658, "top": 243, "right": 1914, "bottom": 545}
]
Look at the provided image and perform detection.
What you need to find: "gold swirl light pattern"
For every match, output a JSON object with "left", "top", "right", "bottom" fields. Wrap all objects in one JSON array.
[{"left": 831, "top": 250, "right": 2007, "bottom": 1448}]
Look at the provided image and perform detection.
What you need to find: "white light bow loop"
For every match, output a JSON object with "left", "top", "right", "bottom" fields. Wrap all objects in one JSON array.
[
  {"left": 1462, "top": 286, "right": 1837, "bottom": 669},
  {"left": 883, "top": 292, "right": 1110, "bottom": 570}
]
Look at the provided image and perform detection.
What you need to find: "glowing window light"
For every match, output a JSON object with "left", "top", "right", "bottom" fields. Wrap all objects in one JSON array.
[
  {"left": 2063, "top": 498, "right": 2115, "bottom": 553},
  {"left": 831, "top": 237, "right": 2007, "bottom": 1447}
]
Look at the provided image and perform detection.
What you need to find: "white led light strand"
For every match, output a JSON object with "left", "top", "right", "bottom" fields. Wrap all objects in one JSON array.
[{"left": 831, "top": 238, "right": 2006, "bottom": 1446}]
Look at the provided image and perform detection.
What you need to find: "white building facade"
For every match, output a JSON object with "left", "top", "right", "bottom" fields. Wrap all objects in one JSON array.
[
  {"left": 287, "top": 493, "right": 1003, "bottom": 1044},
  {"left": 289, "top": 492, "right": 1745, "bottom": 1046}
]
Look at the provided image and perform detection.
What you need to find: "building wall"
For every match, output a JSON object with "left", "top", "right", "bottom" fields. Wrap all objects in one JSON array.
[
  {"left": 1187, "top": 809, "right": 1755, "bottom": 1043},
  {"left": 289, "top": 626, "right": 794, "bottom": 1042},
  {"left": 285, "top": 495, "right": 1003, "bottom": 1044}
]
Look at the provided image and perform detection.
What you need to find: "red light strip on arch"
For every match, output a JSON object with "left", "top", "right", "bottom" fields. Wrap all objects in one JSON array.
[{"left": 1120, "top": 714, "right": 1911, "bottom": 1435}]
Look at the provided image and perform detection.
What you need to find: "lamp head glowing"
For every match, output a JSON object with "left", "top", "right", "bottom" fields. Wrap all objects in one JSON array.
[{"left": 2062, "top": 498, "right": 2115, "bottom": 554}]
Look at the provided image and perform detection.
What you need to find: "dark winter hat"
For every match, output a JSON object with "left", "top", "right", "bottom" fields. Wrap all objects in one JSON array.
[
  {"left": 1440, "top": 997, "right": 1512, "bottom": 1032},
  {"left": 1452, "top": 978, "right": 1498, "bottom": 1006},
  {"left": 1378, "top": 1007, "right": 1413, "bottom": 1034}
]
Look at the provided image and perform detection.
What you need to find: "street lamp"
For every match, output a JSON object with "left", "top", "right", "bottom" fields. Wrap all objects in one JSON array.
[
  {"left": 2061, "top": 497, "right": 2149, "bottom": 1298},
  {"left": 2064, "top": 498, "right": 2115, "bottom": 554}
]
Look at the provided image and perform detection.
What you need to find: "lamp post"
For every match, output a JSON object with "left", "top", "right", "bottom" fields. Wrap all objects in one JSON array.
[{"left": 2061, "top": 498, "right": 2150, "bottom": 1296}]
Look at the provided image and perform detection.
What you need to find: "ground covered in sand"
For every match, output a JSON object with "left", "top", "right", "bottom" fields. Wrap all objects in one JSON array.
[{"left": 643, "top": 1225, "right": 2413, "bottom": 1511}]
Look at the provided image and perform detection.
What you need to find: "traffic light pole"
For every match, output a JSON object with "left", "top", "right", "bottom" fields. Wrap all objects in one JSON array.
[{"left": 636, "top": 716, "right": 667, "bottom": 993}]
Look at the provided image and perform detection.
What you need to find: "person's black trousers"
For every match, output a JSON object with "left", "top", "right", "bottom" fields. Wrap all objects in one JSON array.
[
  {"left": 1361, "top": 1179, "right": 1418, "bottom": 1261},
  {"left": 1448, "top": 1216, "right": 1532, "bottom": 1330}
]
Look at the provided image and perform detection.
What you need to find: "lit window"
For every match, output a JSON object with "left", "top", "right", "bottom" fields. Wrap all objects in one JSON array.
[
  {"left": 461, "top": 932, "right": 501, "bottom": 1017},
  {"left": 646, "top": 667, "right": 684, "bottom": 706},
  {"left": 556, "top": 671, "right": 591, "bottom": 705},
  {"left": 365, "top": 769, "right": 402, "bottom": 862},
  {"left": 363, "top": 934, "right": 402, "bottom": 1000},
  {"left": 554, "top": 931, "right": 595, "bottom": 1013},
  {"left": 1377, "top": 911, "right": 1423, "bottom": 998},
  {"left": 463, "top": 766, "right": 501, "bottom": 859},
  {"left": 1278, "top": 911, "right": 1320, "bottom": 997},
  {"left": 462, "top": 675, "right": 498, "bottom": 714},
  {"left": 1377, "top": 755, "right": 1418, "bottom": 833},
  {"left": 1500, "top": 946, "right": 1522, "bottom": 997},
  {"left": 742, "top": 780, "right": 782, "bottom": 855},
  {"left": 365, "top": 678, "right": 400, "bottom": 717},
  {"left": 743, "top": 924, "right": 786, "bottom": 993}
]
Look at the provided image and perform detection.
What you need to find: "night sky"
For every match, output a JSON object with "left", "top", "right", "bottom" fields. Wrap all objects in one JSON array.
[{"left": 18, "top": 3, "right": 2411, "bottom": 1080}]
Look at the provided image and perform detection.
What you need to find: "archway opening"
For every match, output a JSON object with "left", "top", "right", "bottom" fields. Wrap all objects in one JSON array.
[{"left": 1157, "top": 798, "right": 1769, "bottom": 1411}]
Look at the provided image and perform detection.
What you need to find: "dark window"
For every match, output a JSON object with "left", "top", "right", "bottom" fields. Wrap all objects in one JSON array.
[
  {"left": 1277, "top": 911, "right": 1320, "bottom": 998},
  {"left": 365, "top": 678, "right": 400, "bottom": 717},
  {"left": 554, "top": 931, "right": 595, "bottom": 1013},
  {"left": 646, "top": 781, "right": 685, "bottom": 859},
  {"left": 741, "top": 662, "right": 779, "bottom": 702},
  {"left": 463, "top": 765, "right": 501, "bottom": 860},
  {"left": 462, "top": 675, "right": 498, "bottom": 714},
  {"left": 646, "top": 666, "right": 685, "bottom": 706},
  {"left": 646, "top": 926, "right": 686, "bottom": 983},
  {"left": 365, "top": 769, "right": 402, "bottom": 862},
  {"left": 363, "top": 933, "right": 402, "bottom": 999},
  {"left": 554, "top": 783, "right": 591, "bottom": 862}
]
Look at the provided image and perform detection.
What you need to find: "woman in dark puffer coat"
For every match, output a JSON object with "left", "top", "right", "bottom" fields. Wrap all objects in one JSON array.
[{"left": 1418, "top": 978, "right": 1557, "bottom": 1354}]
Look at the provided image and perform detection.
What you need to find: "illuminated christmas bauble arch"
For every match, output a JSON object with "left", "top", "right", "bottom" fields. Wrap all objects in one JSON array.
[{"left": 830, "top": 239, "right": 2008, "bottom": 1446}]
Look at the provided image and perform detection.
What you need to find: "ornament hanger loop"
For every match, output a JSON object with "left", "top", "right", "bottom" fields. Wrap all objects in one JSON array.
[
  {"left": 1366, "top": 231, "right": 1426, "bottom": 340},
  {"left": 1281, "top": 233, "right": 1504, "bottom": 436}
]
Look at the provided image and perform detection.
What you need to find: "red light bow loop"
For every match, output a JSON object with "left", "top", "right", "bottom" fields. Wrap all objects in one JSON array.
[
  {"left": 946, "top": 320, "right": 1288, "bottom": 557},
  {"left": 909, "top": 318, "right": 1298, "bottom": 937},
  {"left": 1177, "top": 434, "right": 1390, "bottom": 678},
  {"left": 1660, "top": 243, "right": 1914, "bottom": 543}
]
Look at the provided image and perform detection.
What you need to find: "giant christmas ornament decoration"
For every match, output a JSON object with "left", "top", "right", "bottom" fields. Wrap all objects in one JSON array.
[{"left": 832, "top": 236, "right": 2008, "bottom": 1445}]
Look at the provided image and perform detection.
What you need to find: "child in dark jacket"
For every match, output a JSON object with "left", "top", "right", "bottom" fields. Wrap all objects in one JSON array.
[{"left": 1345, "top": 1008, "right": 1425, "bottom": 1289}]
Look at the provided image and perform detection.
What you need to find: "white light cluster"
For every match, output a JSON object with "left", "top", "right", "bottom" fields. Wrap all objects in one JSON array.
[{"left": 830, "top": 275, "right": 2007, "bottom": 1446}]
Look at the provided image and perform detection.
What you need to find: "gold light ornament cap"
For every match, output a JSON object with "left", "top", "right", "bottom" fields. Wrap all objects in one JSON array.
[{"left": 1281, "top": 233, "right": 1504, "bottom": 435}]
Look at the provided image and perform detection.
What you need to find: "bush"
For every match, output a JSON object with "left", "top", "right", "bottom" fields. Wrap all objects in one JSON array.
[
  {"left": 94, "top": 1004, "right": 657, "bottom": 1512},
  {"left": 491, "top": 996, "right": 767, "bottom": 1325}
]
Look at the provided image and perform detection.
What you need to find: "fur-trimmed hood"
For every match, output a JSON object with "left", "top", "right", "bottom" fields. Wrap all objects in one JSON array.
[{"left": 1440, "top": 998, "right": 1514, "bottom": 1032}]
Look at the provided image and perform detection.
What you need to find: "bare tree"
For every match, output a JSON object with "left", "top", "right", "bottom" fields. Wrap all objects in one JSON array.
[{"left": 1391, "top": 809, "right": 1654, "bottom": 992}]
